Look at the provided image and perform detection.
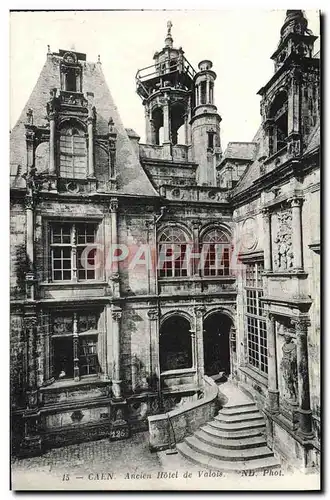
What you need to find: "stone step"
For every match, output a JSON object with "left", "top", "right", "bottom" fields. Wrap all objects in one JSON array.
[
  {"left": 201, "top": 424, "right": 265, "bottom": 440},
  {"left": 177, "top": 442, "right": 281, "bottom": 472},
  {"left": 184, "top": 436, "right": 273, "bottom": 462},
  {"left": 209, "top": 419, "right": 266, "bottom": 432},
  {"left": 220, "top": 405, "right": 258, "bottom": 416},
  {"left": 195, "top": 429, "right": 267, "bottom": 449},
  {"left": 215, "top": 412, "right": 263, "bottom": 423},
  {"left": 221, "top": 401, "right": 256, "bottom": 410}
]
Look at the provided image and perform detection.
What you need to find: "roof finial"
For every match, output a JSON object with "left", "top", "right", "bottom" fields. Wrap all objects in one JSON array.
[
  {"left": 165, "top": 20, "right": 173, "bottom": 48},
  {"left": 47, "top": 44, "right": 51, "bottom": 54},
  {"left": 98, "top": 54, "right": 101, "bottom": 63}
]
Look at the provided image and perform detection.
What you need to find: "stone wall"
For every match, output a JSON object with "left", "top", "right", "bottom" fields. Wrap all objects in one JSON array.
[{"left": 148, "top": 376, "right": 219, "bottom": 451}]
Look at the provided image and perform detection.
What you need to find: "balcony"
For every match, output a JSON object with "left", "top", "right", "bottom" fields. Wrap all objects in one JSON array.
[
  {"left": 139, "top": 143, "right": 191, "bottom": 162},
  {"left": 136, "top": 55, "right": 196, "bottom": 100},
  {"left": 59, "top": 90, "right": 88, "bottom": 109}
]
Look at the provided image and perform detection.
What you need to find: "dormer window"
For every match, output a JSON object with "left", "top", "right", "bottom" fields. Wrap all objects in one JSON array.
[
  {"left": 60, "top": 51, "right": 82, "bottom": 93},
  {"left": 268, "top": 90, "right": 288, "bottom": 155},
  {"left": 65, "top": 67, "right": 77, "bottom": 92},
  {"left": 59, "top": 121, "right": 87, "bottom": 179}
]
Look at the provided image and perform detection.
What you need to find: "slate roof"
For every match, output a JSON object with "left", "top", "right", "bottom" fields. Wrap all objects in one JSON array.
[
  {"left": 229, "top": 127, "right": 263, "bottom": 195},
  {"left": 231, "top": 119, "right": 320, "bottom": 197},
  {"left": 10, "top": 52, "right": 158, "bottom": 198},
  {"left": 220, "top": 142, "right": 258, "bottom": 163}
]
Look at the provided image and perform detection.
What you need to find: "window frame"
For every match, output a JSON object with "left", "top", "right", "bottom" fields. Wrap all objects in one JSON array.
[
  {"left": 245, "top": 261, "right": 268, "bottom": 376},
  {"left": 51, "top": 310, "right": 101, "bottom": 381},
  {"left": 59, "top": 123, "right": 87, "bottom": 179},
  {"left": 49, "top": 221, "right": 100, "bottom": 283},
  {"left": 158, "top": 226, "right": 191, "bottom": 278},
  {"left": 200, "top": 227, "right": 231, "bottom": 277}
]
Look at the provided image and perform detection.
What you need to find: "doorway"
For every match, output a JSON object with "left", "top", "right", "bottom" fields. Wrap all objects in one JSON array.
[{"left": 203, "top": 312, "right": 232, "bottom": 377}]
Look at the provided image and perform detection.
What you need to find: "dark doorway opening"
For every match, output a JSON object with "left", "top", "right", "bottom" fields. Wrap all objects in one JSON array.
[
  {"left": 160, "top": 315, "right": 192, "bottom": 372},
  {"left": 203, "top": 313, "right": 232, "bottom": 377}
]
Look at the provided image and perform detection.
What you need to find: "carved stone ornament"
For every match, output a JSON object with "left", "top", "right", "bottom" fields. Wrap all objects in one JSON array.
[
  {"left": 280, "top": 334, "right": 298, "bottom": 402},
  {"left": 147, "top": 308, "right": 158, "bottom": 321},
  {"left": 241, "top": 217, "right": 258, "bottom": 251},
  {"left": 112, "top": 309, "right": 122, "bottom": 321},
  {"left": 273, "top": 209, "right": 294, "bottom": 271},
  {"left": 110, "top": 198, "right": 119, "bottom": 212},
  {"left": 71, "top": 410, "right": 84, "bottom": 422},
  {"left": 194, "top": 305, "right": 206, "bottom": 318},
  {"left": 62, "top": 51, "right": 78, "bottom": 64}
]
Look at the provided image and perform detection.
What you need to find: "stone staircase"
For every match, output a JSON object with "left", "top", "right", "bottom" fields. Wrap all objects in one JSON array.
[{"left": 176, "top": 383, "right": 281, "bottom": 472}]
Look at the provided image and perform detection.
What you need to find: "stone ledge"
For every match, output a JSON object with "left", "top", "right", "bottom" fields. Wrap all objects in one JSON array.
[
  {"left": 239, "top": 366, "right": 268, "bottom": 388},
  {"left": 148, "top": 375, "right": 219, "bottom": 451}
]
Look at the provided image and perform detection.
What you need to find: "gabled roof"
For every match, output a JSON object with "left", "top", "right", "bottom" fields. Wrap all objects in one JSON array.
[
  {"left": 231, "top": 118, "right": 320, "bottom": 198},
  {"left": 10, "top": 52, "right": 158, "bottom": 198}
]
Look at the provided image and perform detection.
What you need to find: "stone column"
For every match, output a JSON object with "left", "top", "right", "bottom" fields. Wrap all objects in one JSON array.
[
  {"left": 288, "top": 67, "right": 301, "bottom": 136},
  {"left": 194, "top": 306, "right": 205, "bottom": 388},
  {"left": 190, "top": 329, "right": 196, "bottom": 369},
  {"left": 49, "top": 113, "right": 56, "bottom": 176},
  {"left": 147, "top": 308, "right": 159, "bottom": 391},
  {"left": 25, "top": 313, "right": 38, "bottom": 408},
  {"left": 195, "top": 86, "right": 199, "bottom": 107},
  {"left": 163, "top": 98, "right": 170, "bottom": 143},
  {"left": 191, "top": 220, "right": 201, "bottom": 277},
  {"left": 25, "top": 195, "right": 35, "bottom": 301},
  {"left": 111, "top": 307, "right": 122, "bottom": 400},
  {"left": 87, "top": 116, "right": 95, "bottom": 178},
  {"left": 290, "top": 197, "right": 303, "bottom": 270},
  {"left": 294, "top": 319, "right": 313, "bottom": 438},
  {"left": 110, "top": 198, "right": 120, "bottom": 297},
  {"left": 150, "top": 119, "right": 157, "bottom": 145},
  {"left": 145, "top": 105, "right": 151, "bottom": 144},
  {"left": 267, "top": 314, "right": 279, "bottom": 413},
  {"left": 25, "top": 196, "right": 34, "bottom": 274},
  {"left": 262, "top": 208, "right": 272, "bottom": 271},
  {"left": 184, "top": 113, "right": 189, "bottom": 146},
  {"left": 206, "top": 79, "right": 210, "bottom": 104},
  {"left": 73, "top": 312, "right": 79, "bottom": 381}
]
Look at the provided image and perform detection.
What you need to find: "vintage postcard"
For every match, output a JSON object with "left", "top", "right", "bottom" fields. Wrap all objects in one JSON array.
[{"left": 10, "top": 9, "right": 321, "bottom": 491}]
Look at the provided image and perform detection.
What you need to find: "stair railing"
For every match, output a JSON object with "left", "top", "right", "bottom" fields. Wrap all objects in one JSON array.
[{"left": 165, "top": 412, "right": 178, "bottom": 455}]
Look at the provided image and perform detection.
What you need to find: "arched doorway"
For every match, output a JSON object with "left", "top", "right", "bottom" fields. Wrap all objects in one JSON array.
[
  {"left": 203, "top": 312, "right": 232, "bottom": 377},
  {"left": 160, "top": 315, "right": 192, "bottom": 372}
]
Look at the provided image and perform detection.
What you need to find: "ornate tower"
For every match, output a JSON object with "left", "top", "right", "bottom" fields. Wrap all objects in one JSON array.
[
  {"left": 258, "top": 10, "right": 320, "bottom": 159},
  {"left": 136, "top": 21, "right": 195, "bottom": 158},
  {"left": 191, "top": 60, "right": 222, "bottom": 186}
]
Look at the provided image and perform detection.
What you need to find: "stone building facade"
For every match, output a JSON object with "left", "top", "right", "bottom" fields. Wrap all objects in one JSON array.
[{"left": 10, "top": 11, "right": 320, "bottom": 470}]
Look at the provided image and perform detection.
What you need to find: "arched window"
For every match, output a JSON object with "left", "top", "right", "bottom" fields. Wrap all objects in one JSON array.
[
  {"left": 160, "top": 315, "right": 192, "bottom": 371},
  {"left": 201, "top": 227, "right": 231, "bottom": 277},
  {"left": 268, "top": 91, "right": 288, "bottom": 155},
  {"left": 158, "top": 226, "right": 190, "bottom": 278},
  {"left": 59, "top": 122, "right": 87, "bottom": 179}
]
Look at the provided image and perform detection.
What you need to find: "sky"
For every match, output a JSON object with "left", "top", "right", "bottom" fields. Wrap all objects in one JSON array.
[{"left": 9, "top": 10, "right": 320, "bottom": 150}]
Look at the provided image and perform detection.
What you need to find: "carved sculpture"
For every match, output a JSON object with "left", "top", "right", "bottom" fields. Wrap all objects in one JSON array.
[
  {"left": 280, "top": 334, "right": 298, "bottom": 402},
  {"left": 273, "top": 210, "right": 294, "bottom": 270}
]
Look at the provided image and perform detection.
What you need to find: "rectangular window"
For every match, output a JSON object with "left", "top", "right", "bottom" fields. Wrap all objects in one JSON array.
[
  {"left": 158, "top": 244, "right": 188, "bottom": 278},
  {"left": 245, "top": 261, "right": 268, "bottom": 375},
  {"left": 51, "top": 311, "right": 100, "bottom": 380},
  {"left": 207, "top": 132, "right": 214, "bottom": 150},
  {"left": 50, "top": 222, "right": 98, "bottom": 282},
  {"left": 59, "top": 132, "right": 87, "bottom": 179},
  {"left": 200, "top": 81, "right": 207, "bottom": 105}
]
